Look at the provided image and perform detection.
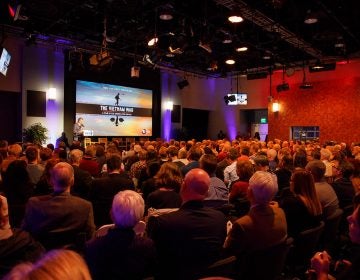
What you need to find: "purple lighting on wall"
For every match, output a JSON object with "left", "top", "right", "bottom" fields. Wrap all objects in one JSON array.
[
  {"left": 224, "top": 110, "right": 237, "bottom": 140},
  {"left": 162, "top": 72, "right": 172, "bottom": 141}
]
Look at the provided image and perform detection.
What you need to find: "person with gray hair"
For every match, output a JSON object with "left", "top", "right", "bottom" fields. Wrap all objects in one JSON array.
[
  {"left": 225, "top": 171, "right": 287, "bottom": 256},
  {"left": 85, "top": 190, "right": 157, "bottom": 280}
]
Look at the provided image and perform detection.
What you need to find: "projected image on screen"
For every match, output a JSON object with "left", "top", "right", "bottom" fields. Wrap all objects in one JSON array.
[{"left": 76, "top": 80, "right": 153, "bottom": 136}]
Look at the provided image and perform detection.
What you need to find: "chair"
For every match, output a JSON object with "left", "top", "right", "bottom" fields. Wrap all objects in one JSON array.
[
  {"left": 198, "top": 256, "right": 237, "bottom": 279},
  {"left": 320, "top": 208, "right": 344, "bottom": 253},
  {"left": 236, "top": 237, "right": 293, "bottom": 280},
  {"left": 338, "top": 204, "right": 353, "bottom": 237},
  {"left": 37, "top": 230, "right": 87, "bottom": 252},
  {"left": 98, "top": 137, "right": 108, "bottom": 148},
  {"left": 287, "top": 221, "right": 325, "bottom": 276}
]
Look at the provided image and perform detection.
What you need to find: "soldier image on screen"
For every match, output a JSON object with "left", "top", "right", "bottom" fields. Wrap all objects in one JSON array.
[{"left": 115, "top": 93, "right": 120, "bottom": 106}]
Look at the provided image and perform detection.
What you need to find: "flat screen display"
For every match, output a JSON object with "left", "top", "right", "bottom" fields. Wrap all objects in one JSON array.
[
  {"left": 227, "top": 93, "right": 248, "bottom": 105},
  {"left": 75, "top": 80, "right": 153, "bottom": 136},
  {"left": 0, "top": 48, "right": 11, "bottom": 76}
]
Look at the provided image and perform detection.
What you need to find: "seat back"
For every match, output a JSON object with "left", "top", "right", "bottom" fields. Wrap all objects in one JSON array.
[
  {"left": 339, "top": 205, "right": 353, "bottom": 237},
  {"left": 321, "top": 208, "right": 344, "bottom": 252},
  {"left": 237, "top": 237, "right": 293, "bottom": 280},
  {"left": 37, "top": 230, "right": 87, "bottom": 252},
  {"left": 287, "top": 221, "right": 325, "bottom": 270}
]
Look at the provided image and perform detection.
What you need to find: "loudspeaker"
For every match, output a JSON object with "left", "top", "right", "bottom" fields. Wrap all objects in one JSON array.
[
  {"left": 171, "top": 105, "right": 181, "bottom": 123},
  {"left": 177, "top": 79, "right": 189, "bottom": 89},
  {"left": 27, "top": 90, "right": 46, "bottom": 117}
]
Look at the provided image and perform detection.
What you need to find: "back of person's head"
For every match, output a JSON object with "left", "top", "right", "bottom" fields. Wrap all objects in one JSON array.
[
  {"left": 181, "top": 168, "right": 210, "bottom": 202},
  {"left": 339, "top": 161, "right": 354, "bottom": 179},
  {"left": 47, "top": 143, "right": 55, "bottom": 151},
  {"left": 155, "top": 162, "right": 182, "bottom": 191},
  {"left": 228, "top": 148, "right": 239, "bottom": 161},
  {"left": 305, "top": 160, "right": 326, "bottom": 182},
  {"left": 3, "top": 160, "right": 29, "bottom": 187},
  {"left": 106, "top": 154, "right": 122, "bottom": 171},
  {"left": 254, "top": 155, "right": 269, "bottom": 167},
  {"left": 8, "top": 144, "right": 22, "bottom": 157},
  {"left": 248, "top": 171, "right": 278, "bottom": 205},
  {"left": 40, "top": 148, "right": 53, "bottom": 162},
  {"left": 236, "top": 160, "right": 254, "bottom": 181},
  {"left": 50, "top": 162, "right": 74, "bottom": 192},
  {"left": 188, "top": 146, "right": 203, "bottom": 161},
  {"left": 138, "top": 149, "right": 147, "bottom": 160},
  {"left": 178, "top": 149, "right": 187, "bottom": 159},
  {"left": 147, "top": 161, "right": 161, "bottom": 177},
  {"left": 280, "top": 154, "right": 294, "bottom": 171},
  {"left": 241, "top": 146, "right": 250, "bottom": 156},
  {"left": 4, "top": 249, "right": 91, "bottom": 280},
  {"left": 25, "top": 146, "right": 38, "bottom": 162},
  {"left": 84, "top": 145, "right": 96, "bottom": 157},
  {"left": 199, "top": 154, "right": 218, "bottom": 176},
  {"left": 312, "top": 149, "right": 321, "bottom": 160},
  {"left": 95, "top": 144, "right": 105, "bottom": 157},
  {"left": 267, "top": 149, "right": 277, "bottom": 161},
  {"left": 167, "top": 145, "right": 179, "bottom": 157},
  {"left": 293, "top": 150, "right": 308, "bottom": 169},
  {"left": 291, "top": 169, "right": 322, "bottom": 216},
  {"left": 69, "top": 149, "right": 83, "bottom": 164},
  {"left": 111, "top": 190, "right": 144, "bottom": 228},
  {"left": 320, "top": 148, "right": 332, "bottom": 161},
  {"left": 146, "top": 149, "right": 158, "bottom": 161}
]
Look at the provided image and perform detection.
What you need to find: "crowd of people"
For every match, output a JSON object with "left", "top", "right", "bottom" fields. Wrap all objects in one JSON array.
[{"left": 0, "top": 136, "right": 360, "bottom": 279}]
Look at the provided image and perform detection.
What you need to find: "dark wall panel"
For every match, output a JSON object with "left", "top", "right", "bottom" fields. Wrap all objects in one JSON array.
[{"left": 27, "top": 90, "right": 46, "bottom": 117}]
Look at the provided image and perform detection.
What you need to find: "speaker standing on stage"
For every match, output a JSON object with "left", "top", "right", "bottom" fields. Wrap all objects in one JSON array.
[{"left": 73, "top": 117, "right": 85, "bottom": 141}]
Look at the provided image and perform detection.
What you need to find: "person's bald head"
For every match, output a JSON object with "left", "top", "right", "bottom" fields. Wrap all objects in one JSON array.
[
  {"left": 50, "top": 162, "right": 74, "bottom": 193},
  {"left": 181, "top": 168, "right": 210, "bottom": 202}
]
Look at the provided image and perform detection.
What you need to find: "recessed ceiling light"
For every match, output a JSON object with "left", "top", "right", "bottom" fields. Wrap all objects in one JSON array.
[
  {"left": 236, "top": 46, "right": 248, "bottom": 52},
  {"left": 225, "top": 59, "right": 236, "bottom": 65}
]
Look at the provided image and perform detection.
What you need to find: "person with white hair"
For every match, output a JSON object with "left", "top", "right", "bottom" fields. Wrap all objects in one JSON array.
[
  {"left": 224, "top": 171, "right": 287, "bottom": 255},
  {"left": 85, "top": 190, "right": 157, "bottom": 280},
  {"left": 320, "top": 148, "right": 333, "bottom": 178}
]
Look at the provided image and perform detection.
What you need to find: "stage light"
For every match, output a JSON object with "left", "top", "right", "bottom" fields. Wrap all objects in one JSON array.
[
  {"left": 177, "top": 79, "right": 189, "bottom": 89},
  {"left": 47, "top": 88, "right": 57, "bottom": 100},
  {"left": 272, "top": 102, "right": 280, "bottom": 112}
]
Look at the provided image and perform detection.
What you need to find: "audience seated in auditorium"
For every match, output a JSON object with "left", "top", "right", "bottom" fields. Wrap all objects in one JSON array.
[
  {"left": 331, "top": 161, "right": 355, "bottom": 209},
  {"left": 1, "top": 144, "right": 22, "bottom": 174},
  {"left": 4, "top": 249, "right": 91, "bottom": 280},
  {"left": 85, "top": 190, "right": 157, "bottom": 280},
  {"left": 310, "top": 204, "right": 360, "bottom": 280},
  {"left": 0, "top": 195, "right": 44, "bottom": 277},
  {"left": 79, "top": 144, "right": 100, "bottom": 177},
  {"left": 274, "top": 153, "right": 293, "bottom": 193},
  {"left": 129, "top": 148, "right": 147, "bottom": 188},
  {"left": 305, "top": 160, "right": 340, "bottom": 219},
  {"left": 25, "top": 146, "right": 44, "bottom": 186},
  {"left": 2, "top": 160, "right": 34, "bottom": 227},
  {"left": 279, "top": 169, "right": 323, "bottom": 238},
  {"left": 146, "top": 162, "right": 182, "bottom": 212},
  {"left": 141, "top": 161, "right": 161, "bottom": 200},
  {"left": 167, "top": 145, "right": 185, "bottom": 169},
  {"left": 200, "top": 154, "right": 229, "bottom": 202},
  {"left": 90, "top": 154, "right": 134, "bottom": 227},
  {"left": 267, "top": 148, "right": 278, "bottom": 172},
  {"left": 223, "top": 148, "right": 240, "bottom": 188},
  {"left": 253, "top": 154, "right": 269, "bottom": 172},
  {"left": 180, "top": 146, "right": 203, "bottom": 176},
  {"left": 34, "top": 158, "right": 60, "bottom": 196},
  {"left": 68, "top": 149, "right": 92, "bottom": 200},
  {"left": 229, "top": 159, "right": 254, "bottom": 203},
  {"left": 22, "top": 162, "right": 95, "bottom": 248},
  {"left": 224, "top": 171, "right": 287, "bottom": 255},
  {"left": 147, "top": 168, "right": 227, "bottom": 280}
]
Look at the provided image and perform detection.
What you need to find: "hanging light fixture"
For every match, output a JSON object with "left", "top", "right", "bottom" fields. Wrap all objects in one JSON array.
[{"left": 228, "top": 7, "right": 244, "bottom": 23}]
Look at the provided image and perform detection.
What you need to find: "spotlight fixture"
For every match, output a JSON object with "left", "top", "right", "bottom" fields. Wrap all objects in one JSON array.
[
  {"left": 276, "top": 66, "right": 290, "bottom": 92},
  {"left": 304, "top": 9, "right": 318, "bottom": 24},
  {"left": 309, "top": 61, "right": 336, "bottom": 72},
  {"left": 228, "top": 7, "right": 244, "bottom": 23},
  {"left": 299, "top": 63, "right": 313, "bottom": 89},
  {"left": 147, "top": 37, "right": 158, "bottom": 47},
  {"left": 177, "top": 79, "right": 189, "bottom": 89},
  {"left": 159, "top": 4, "right": 174, "bottom": 20},
  {"left": 236, "top": 46, "right": 248, "bottom": 52},
  {"left": 225, "top": 59, "right": 235, "bottom": 65}
]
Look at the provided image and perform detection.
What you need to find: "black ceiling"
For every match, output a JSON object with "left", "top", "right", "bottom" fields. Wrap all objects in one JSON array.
[{"left": 2, "top": 0, "right": 360, "bottom": 77}]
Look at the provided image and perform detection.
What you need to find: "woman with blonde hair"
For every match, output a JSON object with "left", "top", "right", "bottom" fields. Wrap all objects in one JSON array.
[
  {"left": 4, "top": 249, "right": 91, "bottom": 280},
  {"left": 279, "top": 169, "right": 323, "bottom": 237}
]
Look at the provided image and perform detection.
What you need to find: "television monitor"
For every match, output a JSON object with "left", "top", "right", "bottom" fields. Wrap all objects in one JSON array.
[
  {"left": 227, "top": 93, "right": 248, "bottom": 105},
  {"left": 0, "top": 48, "right": 11, "bottom": 76},
  {"left": 75, "top": 80, "right": 153, "bottom": 136}
]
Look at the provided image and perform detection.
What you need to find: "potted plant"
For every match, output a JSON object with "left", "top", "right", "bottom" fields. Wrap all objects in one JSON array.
[{"left": 23, "top": 123, "right": 48, "bottom": 145}]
